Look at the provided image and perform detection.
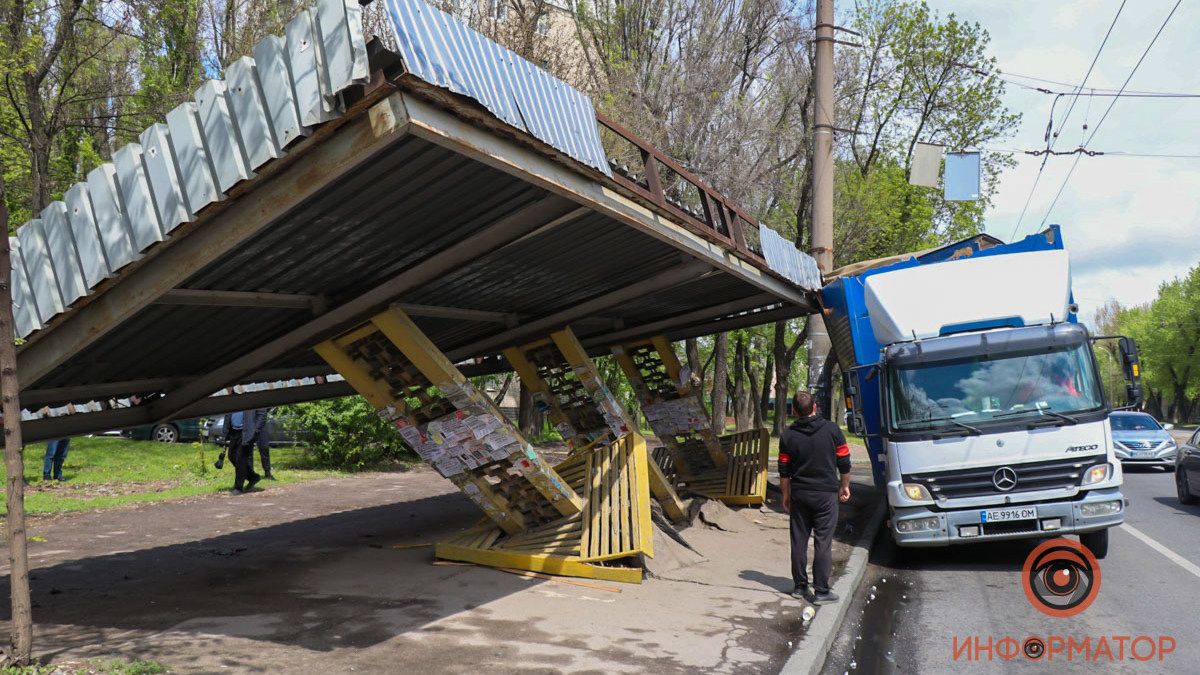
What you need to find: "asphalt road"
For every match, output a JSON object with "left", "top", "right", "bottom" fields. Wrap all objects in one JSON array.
[{"left": 821, "top": 451, "right": 1200, "bottom": 674}]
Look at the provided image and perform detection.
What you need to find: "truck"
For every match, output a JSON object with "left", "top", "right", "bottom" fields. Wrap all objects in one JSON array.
[{"left": 820, "top": 226, "right": 1143, "bottom": 558}]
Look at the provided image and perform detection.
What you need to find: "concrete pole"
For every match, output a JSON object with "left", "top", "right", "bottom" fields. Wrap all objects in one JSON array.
[{"left": 807, "top": 0, "right": 835, "bottom": 418}]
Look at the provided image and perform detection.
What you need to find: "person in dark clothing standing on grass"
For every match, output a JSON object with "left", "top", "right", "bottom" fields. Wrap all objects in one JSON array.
[
  {"left": 779, "top": 390, "right": 851, "bottom": 604},
  {"left": 223, "top": 409, "right": 266, "bottom": 494}
]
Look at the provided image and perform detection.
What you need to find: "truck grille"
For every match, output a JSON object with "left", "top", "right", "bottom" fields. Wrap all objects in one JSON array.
[{"left": 905, "top": 457, "right": 1101, "bottom": 500}]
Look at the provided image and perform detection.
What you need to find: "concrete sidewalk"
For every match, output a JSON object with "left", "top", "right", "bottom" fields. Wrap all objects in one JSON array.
[{"left": 1, "top": 450, "right": 877, "bottom": 673}]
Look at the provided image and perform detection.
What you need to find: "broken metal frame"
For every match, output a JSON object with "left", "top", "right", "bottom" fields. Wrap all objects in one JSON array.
[
  {"left": 614, "top": 336, "right": 771, "bottom": 507},
  {"left": 503, "top": 327, "right": 687, "bottom": 522},
  {"left": 316, "top": 306, "right": 655, "bottom": 582}
]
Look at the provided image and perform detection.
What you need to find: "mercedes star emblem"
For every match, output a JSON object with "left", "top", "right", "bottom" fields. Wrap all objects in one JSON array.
[{"left": 992, "top": 466, "right": 1018, "bottom": 492}]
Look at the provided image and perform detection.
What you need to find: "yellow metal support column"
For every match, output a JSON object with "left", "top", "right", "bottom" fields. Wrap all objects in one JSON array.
[
  {"left": 315, "top": 307, "right": 580, "bottom": 538},
  {"left": 316, "top": 307, "right": 657, "bottom": 582},
  {"left": 612, "top": 336, "right": 725, "bottom": 477},
  {"left": 503, "top": 327, "right": 686, "bottom": 521}
]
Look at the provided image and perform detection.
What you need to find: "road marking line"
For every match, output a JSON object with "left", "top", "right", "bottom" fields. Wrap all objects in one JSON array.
[{"left": 1119, "top": 524, "right": 1200, "bottom": 580}]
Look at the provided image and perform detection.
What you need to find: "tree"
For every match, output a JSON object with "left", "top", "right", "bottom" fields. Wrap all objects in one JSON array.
[{"left": 1118, "top": 268, "right": 1200, "bottom": 423}]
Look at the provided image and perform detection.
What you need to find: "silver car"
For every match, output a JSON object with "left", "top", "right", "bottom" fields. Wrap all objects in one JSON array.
[{"left": 1110, "top": 411, "right": 1177, "bottom": 467}]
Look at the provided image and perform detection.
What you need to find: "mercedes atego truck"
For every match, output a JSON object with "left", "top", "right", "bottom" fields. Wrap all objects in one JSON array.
[{"left": 821, "top": 227, "right": 1143, "bottom": 558}]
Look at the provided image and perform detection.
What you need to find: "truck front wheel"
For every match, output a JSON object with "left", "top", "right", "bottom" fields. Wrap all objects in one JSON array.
[{"left": 1080, "top": 529, "right": 1109, "bottom": 559}]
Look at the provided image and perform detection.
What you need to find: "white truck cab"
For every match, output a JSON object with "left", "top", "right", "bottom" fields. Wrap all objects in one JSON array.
[{"left": 820, "top": 228, "right": 1142, "bottom": 559}]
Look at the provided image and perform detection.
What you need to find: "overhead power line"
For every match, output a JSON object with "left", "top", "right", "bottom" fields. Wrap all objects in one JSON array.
[
  {"left": 1038, "top": 0, "right": 1185, "bottom": 229},
  {"left": 1007, "top": 0, "right": 1127, "bottom": 241}
]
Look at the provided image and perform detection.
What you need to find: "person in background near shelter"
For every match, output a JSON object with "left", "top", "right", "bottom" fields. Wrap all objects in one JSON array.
[
  {"left": 779, "top": 391, "right": 851, "bottom": 605},
  {"left": 223, "top": 409, "right": 266, "bottom": 494},
  {"left": 254, "top": 408, "right": 275, "bottom": 480},
  {"left": 42, "top": 438, "right": 70, "bottom": 482}
]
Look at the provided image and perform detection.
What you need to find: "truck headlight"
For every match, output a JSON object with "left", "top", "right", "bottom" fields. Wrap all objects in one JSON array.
[
  {"left": 1081, "top": 463, "right": 1111, "bottom": 486},
  {"left": 902, "top": 483, "right": 932, "bottom": 501}
]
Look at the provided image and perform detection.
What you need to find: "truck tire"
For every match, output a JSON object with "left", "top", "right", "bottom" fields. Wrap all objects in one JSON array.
[{"left": 1080, "top": 529, "right": 1109, "bottom": 559}]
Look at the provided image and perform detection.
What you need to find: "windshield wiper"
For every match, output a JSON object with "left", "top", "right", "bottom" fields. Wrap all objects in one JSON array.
[
  {"left": 922, "top": 417, "right": 982, "bottom": 436},
  {"left": 992, "top": 407, "right": 1079, "bottom": 426}
]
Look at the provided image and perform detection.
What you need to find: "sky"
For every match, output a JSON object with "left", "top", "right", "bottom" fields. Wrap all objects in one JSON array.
[{"left": 922, "top": 0, "right": 1200, "bottom": 324}]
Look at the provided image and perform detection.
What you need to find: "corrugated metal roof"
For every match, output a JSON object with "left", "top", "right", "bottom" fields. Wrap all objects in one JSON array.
[
  {"left": 9, "top": 0, "right": 372, "bottom": 340},
  {"left": 760, "top": 224, "right": 823, "bottom": 288},
  {"left": 382, "top": 0, "right": 611, "bottom": 175}
]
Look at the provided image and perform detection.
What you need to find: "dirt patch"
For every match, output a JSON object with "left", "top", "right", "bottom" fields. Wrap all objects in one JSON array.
[
  {"left": 0, "top": 448, "right": 879, "bottom": 673},
  {"left": 23, "top": 479, "right": 183, "bottom": 499}
]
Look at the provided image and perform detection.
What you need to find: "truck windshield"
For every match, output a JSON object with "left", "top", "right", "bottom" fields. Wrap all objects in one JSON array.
[{"left": 888, "top": 342, "right": 1104, "bottom": 432}]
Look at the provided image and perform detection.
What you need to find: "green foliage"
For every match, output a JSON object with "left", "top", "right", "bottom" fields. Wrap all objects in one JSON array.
[
  {"left": 281, "top": 396, "right": 416, "bottom": 470},
  {"left": 1096, "top": 266, "right": 1200, "bottom": 422}
]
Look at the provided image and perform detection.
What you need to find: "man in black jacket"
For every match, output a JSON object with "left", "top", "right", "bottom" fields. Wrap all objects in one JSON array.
[
  {"left": 779, "top": 391, "right": 851, "bottom": 604},
  {"left": 223, "top": 409, "right": 267, "bottom": 494}
]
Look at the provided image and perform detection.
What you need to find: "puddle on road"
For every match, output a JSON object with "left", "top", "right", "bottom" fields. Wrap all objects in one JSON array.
[{"left": 823, "top": 565, "right": 919, "bottom": 674}]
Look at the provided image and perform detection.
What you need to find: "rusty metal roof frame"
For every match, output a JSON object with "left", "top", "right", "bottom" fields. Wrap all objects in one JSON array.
[{"left": 13, "top": 0, "right": 818, "bottom": 442}]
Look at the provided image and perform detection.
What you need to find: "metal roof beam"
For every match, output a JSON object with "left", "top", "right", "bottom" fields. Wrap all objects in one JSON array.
[
  {"left": 443, "top": 260, "right": 713, "bottom": 362},
  {"left": 145, "top": 196, "right": 587, "bottom": 426},
  {"left": 398, "top": 302, "right": 518, "bottom": 326},
  {"left": 18, "top": 365, "right": 337, "bottom": 408},
  {"left": 21, "top": 380, "right": 354, "bottom": 444},
  {"left": 578, "top": 293, "right": 780, "bottom": 347},
  {"left": 155, "top": 289, "right": 320, "bottom": 310}
]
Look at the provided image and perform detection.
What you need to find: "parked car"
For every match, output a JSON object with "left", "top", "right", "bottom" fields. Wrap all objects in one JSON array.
[
  {"left": 1110, "top": 411, "right": 1177, "bottom": 468},
  {"left": 122, "top": 418, "right": 206, "bottom": 443},
  {"left": 1176, "top": 429, "right": 1200, "bottom": 505},
  {"left": 203, "top": 410, "right": 311, "bottom": 446}
]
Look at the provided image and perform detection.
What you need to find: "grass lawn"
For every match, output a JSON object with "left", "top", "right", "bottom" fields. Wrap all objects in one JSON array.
[{"left": 1, "top": 436, "right": 341, "bottom": 516}]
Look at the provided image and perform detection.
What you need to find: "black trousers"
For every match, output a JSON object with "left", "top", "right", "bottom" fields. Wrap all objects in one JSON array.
[
  {"left": 789, "top": 488, "right": 839, "bottom": 593},
  {"left": 228, "top": 430, "right": 260, "bottom": 491},
  {"left": 256, "top": 440, "right": 271, "bottom": 476}
]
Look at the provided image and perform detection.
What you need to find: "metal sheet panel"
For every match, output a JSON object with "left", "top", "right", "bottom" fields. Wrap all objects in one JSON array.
[
  {"left": 64, "top": 183, "right": 110, "bottom": 288},
  {"left": 16, "top": 220, "right": 63, "bottom": 321},
  {"left": 41, "top": 202, "right": 88, "bottom": 307},
  {"left": 140, "top": 123, "right": 191, "bottom": 231},
  {"left": 383, "top": 0, "right": 611, "bottom": 175},
  {"left": 253, "top": 36, "right": 308, "bottom": 149},
  {"left": 196, "top": 80, "right": 254, "bottom": 192},
  {"left": 287, "top": 11, "right": 336, "bottom": 128},
  {"left": 316, "top": 0, "right": 361, "bottom": 95},
  {"left": 86, "top": 164, "right": 138, "bottom": 271},
  {"left": 166, "top": 102, "right": 222, "bottom": 214},
  {"left": 9, "top": 237, "right": 39, "bottom": 337},
  {"left": 226, "top": 56, "right": 282, "bottom": 169},
  {"left": 759, "top": 224, "right": 822, "bottom": 289},
  {"left": 112, "top": 144, "right": 166, "bottom": 251}
]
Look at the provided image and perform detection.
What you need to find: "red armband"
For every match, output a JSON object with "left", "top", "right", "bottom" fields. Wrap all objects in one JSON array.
[{"left": 835, "top": 444, "right": 850, "bottom": 458}]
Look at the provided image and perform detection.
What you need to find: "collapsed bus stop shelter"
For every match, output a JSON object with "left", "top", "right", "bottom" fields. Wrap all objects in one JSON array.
[{"left": 8, "top": 0, "right": 821, "bottom": 582}]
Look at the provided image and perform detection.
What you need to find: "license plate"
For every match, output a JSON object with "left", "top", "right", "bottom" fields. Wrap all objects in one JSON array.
[{"left": 981, "top": 506, "right": 1038, "bottom": 523}]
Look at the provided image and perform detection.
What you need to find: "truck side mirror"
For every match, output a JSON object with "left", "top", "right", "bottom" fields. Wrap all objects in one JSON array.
[{"left": 1118, "top": 336, "right": 1144, "bottom": 408}]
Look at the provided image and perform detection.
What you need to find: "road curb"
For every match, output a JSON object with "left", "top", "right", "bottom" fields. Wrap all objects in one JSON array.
[{"left": 780, "top": 496, "right": 888, "bottom": 675}]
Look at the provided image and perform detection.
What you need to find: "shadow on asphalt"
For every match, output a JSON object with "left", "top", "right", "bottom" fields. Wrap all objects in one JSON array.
[
  {"left": 0, "top": 492, "right": 542, "bottom": 665},
  {"left": 737, "top": 570, "right": 793, "bottom": 593},
  {"left": 1151, "top": 496, "right": 1200, "bottom": 516},
  {"left": 1122, "top": 464, "right": 1174, "bottom": 474}
]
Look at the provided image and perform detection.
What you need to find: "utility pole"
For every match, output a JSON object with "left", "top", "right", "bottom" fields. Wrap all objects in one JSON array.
[
  {"left": 807, "top": 0, "right": 835, "bottom": 419},
  {"left": 0, "top": 171, "right": 33, "bottom": 665}
]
